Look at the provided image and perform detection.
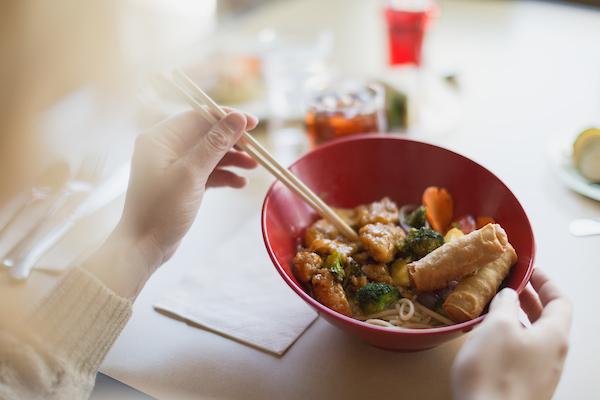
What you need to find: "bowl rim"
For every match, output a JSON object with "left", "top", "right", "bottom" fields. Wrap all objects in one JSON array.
[{"left": 261, "top": 133, "right": 536, "bottom": 336}]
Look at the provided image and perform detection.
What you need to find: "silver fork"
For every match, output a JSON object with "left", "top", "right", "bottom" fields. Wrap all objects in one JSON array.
[
  {"left": 3, "top": 154, "right": 106, "bottom": 276},
  {"left": 0, "top": 161, "right": 71, "bottom": 246}
]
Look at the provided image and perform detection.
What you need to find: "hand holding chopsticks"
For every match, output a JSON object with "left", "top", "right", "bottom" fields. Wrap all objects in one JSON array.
[{"left": 161, "top": 69, "right": 358, "bottom": 241}]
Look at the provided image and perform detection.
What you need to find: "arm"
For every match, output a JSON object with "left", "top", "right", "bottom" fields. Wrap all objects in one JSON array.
[{"left": 0, "top": 109, "right": 257, "bottom": 399}]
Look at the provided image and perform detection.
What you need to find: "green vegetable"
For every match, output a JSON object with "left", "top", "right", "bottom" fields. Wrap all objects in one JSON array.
[
  {"left": 390, "top": 258, "right": 411, "bottom": 287},
  {"left": 406, "top": 206, "right": 427, "bottom": 229},
  {"left": 343, "top": 257, "right": 362, "bottom": 286},
  {"left": 325, "top": 252, "right": 345, "bottom": 283},
  {"left": 401, "top": 228, "right": 445, "bottom": 260},
  {"left": 357, "top": 283, "right": 400, "bottom": 315}
]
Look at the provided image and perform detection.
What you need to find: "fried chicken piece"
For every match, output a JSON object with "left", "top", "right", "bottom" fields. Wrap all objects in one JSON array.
[
  {"left": 293, "top": 251, "right": 323, "bottom": 283},
  {"left": 359, "top": 223, "right": 404, "bottom": 263},
  {"left": 305, "top": 218, "right": 358, "bottom": 257},
  {"left": 349, "top": 275, "right": 369, "bottom": 290},
  {"left": 311, "top": 269, "right": 352, "bottom": 316},
  {"left": 333, "top": 207, "right": 359, "bottom": 227},
  {"left": 354, "top": 197, "right": 399, "bottom": 227},
  {"left": 361, "top": 263, "right": 393, "bottom": 284},
  {"left": 306, "top": 219, "right": 338, "bottom": 243},
  {"left": 351, "top": 251, "right": 371, "bottom": 264}
]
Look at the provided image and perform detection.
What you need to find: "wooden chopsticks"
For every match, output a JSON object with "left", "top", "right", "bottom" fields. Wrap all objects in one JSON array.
[{"left": 161, "top": 69, "right": 358, "bottom": 241}]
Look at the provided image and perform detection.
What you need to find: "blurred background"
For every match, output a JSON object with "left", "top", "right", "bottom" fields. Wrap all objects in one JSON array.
[{"left": 1, "top": 0, "right": 599, "bottom": 398}]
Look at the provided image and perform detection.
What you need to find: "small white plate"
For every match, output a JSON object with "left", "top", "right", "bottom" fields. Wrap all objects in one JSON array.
[{"left": 547, "top": 136, "right": 600, "bottom": 202}]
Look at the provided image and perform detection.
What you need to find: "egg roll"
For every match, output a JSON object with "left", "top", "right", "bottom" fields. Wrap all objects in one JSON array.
[
  {"left": 408, "top": 224, "right": 508, "bottom": 291},
  {"left": 443, "top": 243, "right": 517, "bottom": 322}
]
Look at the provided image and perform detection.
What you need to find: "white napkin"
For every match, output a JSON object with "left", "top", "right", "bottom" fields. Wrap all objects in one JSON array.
[{"left": 154, "top": 215, "right": 318, "bottom": 356}]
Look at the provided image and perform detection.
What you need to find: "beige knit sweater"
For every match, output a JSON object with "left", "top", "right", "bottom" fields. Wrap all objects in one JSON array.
[{"left": 0, "top": 268, "right": 132, "bottom": 400}]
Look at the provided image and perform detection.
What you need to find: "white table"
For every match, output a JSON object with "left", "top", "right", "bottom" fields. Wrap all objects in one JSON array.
[{"left": 100, "top": 1, "right": 600, "bottom": 399}]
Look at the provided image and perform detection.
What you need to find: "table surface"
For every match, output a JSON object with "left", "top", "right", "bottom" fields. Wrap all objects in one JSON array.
[{"left": 99, "top": 0, "right": 600, "bottom": 399}]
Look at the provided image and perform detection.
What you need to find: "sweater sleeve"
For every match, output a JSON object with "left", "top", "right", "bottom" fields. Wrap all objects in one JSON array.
[{"left": 0, "top": 267, "right": 132, "bottom": 400}]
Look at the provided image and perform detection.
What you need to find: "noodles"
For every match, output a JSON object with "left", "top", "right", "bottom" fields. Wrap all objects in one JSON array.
[
  {"left": 397, "top": 298, "right": 415, "bottom": 321},
  {"left": 360, "top": 309, "right": 398, "bottom": 320},
  {"left": 366, "top": 319, "right": 396, "bottom": 327},
  {"left": 413, "top": 301, "right": 454, "bottom": 325},
  {"left": 363, "top": 297, "right": 446, "bottom": 329}
]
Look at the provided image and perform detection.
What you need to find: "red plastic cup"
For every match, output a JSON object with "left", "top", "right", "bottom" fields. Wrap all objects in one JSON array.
[{"left": 385, "top": 0, "right": 437, "bottom": 66}]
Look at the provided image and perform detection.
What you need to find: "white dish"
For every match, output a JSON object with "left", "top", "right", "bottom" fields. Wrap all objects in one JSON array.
[{"left": 547, "top": 136, "right": 600, "bottom": 202}]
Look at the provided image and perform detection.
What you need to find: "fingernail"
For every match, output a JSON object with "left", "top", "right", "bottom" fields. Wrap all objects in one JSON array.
[
  {"left": 498, "top": 288, "right": 517, "bottom": 301},
  {"left": 223, "top": 112, "right": 245, "bottom": 133}
]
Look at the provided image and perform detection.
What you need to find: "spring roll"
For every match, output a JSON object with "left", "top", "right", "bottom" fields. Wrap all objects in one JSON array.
[
  {"left": 443, "top": 243, "right": 517, "bottom": 322},
  {"left": 408, "top": 224, "right": 508, "bottom": 291}
]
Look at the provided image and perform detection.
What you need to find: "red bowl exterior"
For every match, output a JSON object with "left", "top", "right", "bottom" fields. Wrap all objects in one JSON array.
[{"left": 261, "top": 134, "right": 535, "bottom": 351}]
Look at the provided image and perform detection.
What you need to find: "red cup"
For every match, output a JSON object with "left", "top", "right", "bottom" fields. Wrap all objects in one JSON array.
[{"left": 385, "top": 1, "right": 437, "bottom": 66}]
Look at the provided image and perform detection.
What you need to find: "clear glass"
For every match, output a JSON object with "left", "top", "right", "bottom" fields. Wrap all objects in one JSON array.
[{"left": 305, "top": 81, "right": 386, "bottom": 148}]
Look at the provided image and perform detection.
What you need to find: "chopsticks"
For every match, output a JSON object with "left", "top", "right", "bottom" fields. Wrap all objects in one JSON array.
[{"left": 162, "top": 69, "right": 359, "bottom": 241}]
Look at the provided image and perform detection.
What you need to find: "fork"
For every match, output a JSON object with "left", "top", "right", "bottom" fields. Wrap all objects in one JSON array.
[
  {"left": 0, "top": 161, "right": 71, "bottom": 246},
  {"left": 3, "top": 154, "right": 106, "bottom": 275}
]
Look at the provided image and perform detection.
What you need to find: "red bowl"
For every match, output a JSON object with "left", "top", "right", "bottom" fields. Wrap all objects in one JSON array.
[{"left": 261, "top": 134, "right": 535, "bottom": 351}]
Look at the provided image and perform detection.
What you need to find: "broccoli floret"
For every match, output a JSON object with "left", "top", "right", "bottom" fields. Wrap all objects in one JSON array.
[
  {"left": 324, "top": 252, "right": 345, "bottom": 283},
  {"left": 406, "top": 206, "right": 427, "bottom": 229},
  {"left": 357, "top": 283, "right": 399, "bottom": 315},
  {"left": 342, "top": 256, "right": 362, "bottom": 286},
  {"left": 401, "top": 228, "right": 444, "bottom": 260}
]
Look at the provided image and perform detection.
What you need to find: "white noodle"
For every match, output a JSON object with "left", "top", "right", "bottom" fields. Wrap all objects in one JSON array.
[
  {"left": 361, "top": 309, "right": 398, "bottom": 320},
  {"left": 366, "top": 318, "right": 395, "bottom": 328},
  {"left": 413, "top": 301, "right": 453, "bottom": 325},
  {"left": 398, "top": 298, "right": 415, "bottom": 321}
]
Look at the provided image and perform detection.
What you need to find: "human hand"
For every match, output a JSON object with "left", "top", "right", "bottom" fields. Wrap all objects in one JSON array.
[
  {"left": 451, "top": 269, "right": 572, "bottom": 400},
  {"left": 85, "top": 110, "right": 257, "bottom": 298}
]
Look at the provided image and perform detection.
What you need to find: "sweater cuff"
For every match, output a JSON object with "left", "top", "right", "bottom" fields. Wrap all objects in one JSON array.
[{"left": 26, "top": 267, "right": 132, "bottom": 376}]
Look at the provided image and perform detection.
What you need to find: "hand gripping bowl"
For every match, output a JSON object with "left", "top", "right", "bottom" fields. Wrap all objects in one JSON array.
[{"left": 261, "top": 135, "right": 535, "bottom": 351}]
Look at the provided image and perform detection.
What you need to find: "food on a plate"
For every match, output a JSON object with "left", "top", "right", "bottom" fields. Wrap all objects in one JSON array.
[
  {"left": 443, "top": 243, "right": 517, "bottom": 322},
  {"left": 293, "top": 186, "right": 518, "bottom": 329},
  {"left": 573, "top": 127, "right": 600, "bottom": 183}
]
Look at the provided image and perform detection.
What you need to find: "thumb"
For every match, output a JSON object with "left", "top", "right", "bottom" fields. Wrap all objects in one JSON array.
[
  {"left": 486, "top": 288, "right": 521, "bottom": 327},
  {"left": 185, "top": 111, "right": 246, "bottom": 174}
]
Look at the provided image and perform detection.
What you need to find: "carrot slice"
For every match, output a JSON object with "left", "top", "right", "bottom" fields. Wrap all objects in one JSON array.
[
  {"left": 422, "top": 187, "right": 454, "bottom": 233},
  {"left": 476, "top": 216, "right": 495, "bottom": 229}
]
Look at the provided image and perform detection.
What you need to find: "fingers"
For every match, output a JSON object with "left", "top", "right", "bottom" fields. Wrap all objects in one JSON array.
[
  {"left": 184, "top": 111, "right": 247, "bottom": 177},
  {"left": 206, "top": 169, "right": 247, "bottom": 188},
  {"left": 530, "top": 269, "right": 564, "bottom": 306},
  {"left": 145, "top": 109, "right": 259, "bottom": 160},
  {"left": 217, "top": 150, "right": 258, "bottom": 169},
  {"left": 222, "top": 107, "right": 259, "bottom": 131},
  {"left": 530, "top": 270, "right": 572, "bottom": 337},
  {"left": 519, "top": 284, "right": 543, "bottom": 322},
  {"left": 145, "top": 111, "right": 213, "bottom": 158},
  {"left": 485, "top": 288, "right": 521, "bottom": 328}
]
